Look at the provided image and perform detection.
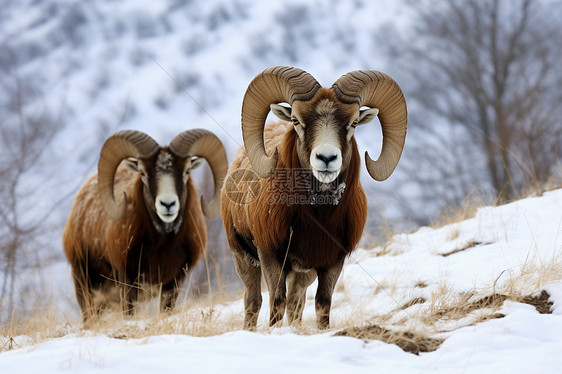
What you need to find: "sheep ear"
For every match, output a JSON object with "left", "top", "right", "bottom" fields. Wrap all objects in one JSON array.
[
  {"left": 357, "top": 107, "right": 379, "bottom": 126},
  {"left": 190, "top": 156, "right": 205, "bottom": 170},
  {"left": 270, "top": 103, "right": 292, "bottom": 122},
  {"left": 124, "top": 157, "right": 139, "bottom": 171}
]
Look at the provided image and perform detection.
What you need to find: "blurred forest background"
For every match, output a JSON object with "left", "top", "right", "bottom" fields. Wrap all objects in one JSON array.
[{"left": 1, "top": 0, "right": 561, "bottom": 323}]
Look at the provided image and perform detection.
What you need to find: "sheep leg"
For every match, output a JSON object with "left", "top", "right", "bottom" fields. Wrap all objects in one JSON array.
[
  {"left": 286, "top": 270, "right": 316, "bottom": 326},
  {"left": 71, "top": 255, "right": 110, "bottom": 323},
  {"left": 160, "top": 280, "right": 182, "bottom": 312},
  {"left": 232, "top": 252, "right": 262, "bottom": 330},
  {"left": 71, "top": 265, "right": 95, "bottom": 323},
  {"left": 127, "top": 285, "right": 138, "bottom": 314},
  {"left": 259, "top": 251, "right": 286, "bottom": 327},
  {"left": 315, "top": 259, "right": 344, "bottom": 329}
]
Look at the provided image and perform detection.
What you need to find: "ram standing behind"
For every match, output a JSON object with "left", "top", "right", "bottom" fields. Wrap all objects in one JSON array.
[{"left": 63, "top": 129, "right": 227, "bottom": 324}]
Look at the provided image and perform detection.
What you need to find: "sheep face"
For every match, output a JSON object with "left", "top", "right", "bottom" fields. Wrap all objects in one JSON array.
[
  {"left": 134, "top": 149, "right": 204, "bottom": 234},
  {"left": 271, "top": 90, "right": 379, "bottom": 186}
]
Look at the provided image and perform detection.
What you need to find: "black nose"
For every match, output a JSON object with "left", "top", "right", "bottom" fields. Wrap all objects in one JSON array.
[
  {"left": 160, "top": 200, "right": 176, "bottom": 210},
  {"left": 316, "top": 153, "right": 337, "bottom": 166}
]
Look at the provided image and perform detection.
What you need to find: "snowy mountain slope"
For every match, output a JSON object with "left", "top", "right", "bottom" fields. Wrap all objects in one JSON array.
[{"left": 2, "top": 189, "right": 561, "bottom": 373}]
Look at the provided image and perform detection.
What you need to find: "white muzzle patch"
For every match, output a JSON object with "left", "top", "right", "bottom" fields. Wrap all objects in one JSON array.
[
  {"left": 155, "top": 175, "right": 179, "bottom": 223},
  {"left": 310, "top": 143, "right": 342, "bottom": 184}
]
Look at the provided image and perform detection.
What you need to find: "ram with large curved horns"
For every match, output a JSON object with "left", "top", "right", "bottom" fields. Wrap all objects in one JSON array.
[
  {"left": 221, "top": 66, "right": 407, "bottom": 329},
  {"left": 63, "top": 129, "right": 227, "bottom": 323}
]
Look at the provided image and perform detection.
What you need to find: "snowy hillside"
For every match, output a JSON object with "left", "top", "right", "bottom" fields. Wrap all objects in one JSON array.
[
  {"left": 1, "top": 189, "right": 561, "bottom": 373},
  {"left": 2, "top": 1, "right": 561, "bottom": 371}
]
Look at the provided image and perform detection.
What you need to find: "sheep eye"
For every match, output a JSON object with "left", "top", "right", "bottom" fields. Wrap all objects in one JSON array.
[
  {"left": 351, "top": 121, "right": 358, "bottom": 128},
  {"left": 139, "top": 170, "right": 146, "bottom": 177},
  {"left": 291, "top": 118, "right": 300, "bottom": 126}
]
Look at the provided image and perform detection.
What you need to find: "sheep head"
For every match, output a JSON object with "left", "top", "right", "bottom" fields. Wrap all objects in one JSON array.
[
  {"left": 98, "top": 129, "right": 227, "bottom": 234},
  {"left": 242, "top": 66, "right": 407, "bottom": 184}
]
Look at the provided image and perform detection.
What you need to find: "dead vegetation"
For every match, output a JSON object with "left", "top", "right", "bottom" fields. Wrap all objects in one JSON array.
[
  {"left": 439, "top": 240, "right": 492, "bottom": 257},
  {"left": 336, "top": 325, "right": 444, "bottom": 354},
  {"left": 398, "top": 297, "right": 427, "bottom": 311},
  {"left": 520, "top": 291, "right": 553, "bottom": 315},
  {"left": 0, "top": 275, "right": 556, "bottom": 355},
  {"left": 338, "top": 290, "right": 553, "bottom": 354},
  {"left": 1, "top": 188, "right": 559, "bottom": 355}
]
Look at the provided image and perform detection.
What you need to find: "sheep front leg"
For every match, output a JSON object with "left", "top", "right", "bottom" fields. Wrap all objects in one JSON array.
[
  {"left": 315, "top": 259, "right": 344, "bottom": 329},
  {"left": 286, "top": 270, "right": 316, "bottom": 326},
  {"left": 232, "top": 253, "right": 262, "bottom": 330},
  {"left": 259, "top": 251, "right": 286, "bottom": 327},
  {"left": 71, "top": 265, "right": 94, "bottom": 323},
  {"left": 160, "top": 281, "right": 181, "bottom": 312}
]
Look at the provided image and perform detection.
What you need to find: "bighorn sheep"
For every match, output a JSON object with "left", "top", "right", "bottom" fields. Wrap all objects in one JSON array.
[
  {"left": 63, "top": 129, "right": 227, "bottom": 322},
  {"left": 221, "top": 66, "right": 407, "bottom": 329}
]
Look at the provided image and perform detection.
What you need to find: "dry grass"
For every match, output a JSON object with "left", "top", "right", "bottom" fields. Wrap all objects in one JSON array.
[
  {"left": 2, "top": 186, "right": 561, "bottom": 355},
  {"left": 430, "top": 181, "right": 562, "bottom": 231},
  {"left": 100, "top": 304, "right": 243, "bottom": 340},
  {"left": 337, "top": 287, "right": 554, "bottom": 354},
  {"left": 430, "top": 189, "right": 488, "bottom": 230},
  {"left": 439, "top": 240, "right": 492, "bottom": 257},
  {"left": 1, "top": 267, "right": 557, "bottom": 355},
  {"left": 336, "top": 325, "right": 444, "bottom": 354},
  {"left": 502, "top": 252, "right": 562, "bottom": 295},
  {"left": 0, "top": 255, "right": 244, "bottom": 353},
  {"left": 335, "top": 245, "right": 561, "bottom": 354},
  {"left": 0, "top": 292, "right": 244, "bottom": 353},
  {"left": 0, "top": 308, "right": 75, "bottom": 352},
  {"left": 334, "top": 186, "right": 560, "bottom": 355}
]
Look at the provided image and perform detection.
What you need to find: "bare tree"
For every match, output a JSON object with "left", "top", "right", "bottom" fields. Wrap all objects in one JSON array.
[
  {"left": 380, "top": 0, "right": 562, "bottom": 213},
  {"left": 0, "top": 51, "right": 63, "bottom": 321}
]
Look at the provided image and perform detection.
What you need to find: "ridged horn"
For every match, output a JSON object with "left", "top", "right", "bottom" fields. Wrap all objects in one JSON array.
[
  {"left": 242, "top": 66, "right": 321, "bottom": 178},
  {"left": 332, "top": 70, "right": 407, "bottom": 181},
  {"left": 169, "top": 129, "right": 228, "bottom": 218},
  {"left": 98, "top": 130, "right": 159, "bottom": 220}
]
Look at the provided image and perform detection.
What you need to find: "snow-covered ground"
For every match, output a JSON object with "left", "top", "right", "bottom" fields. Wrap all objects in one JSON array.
[
  {"left": 2, "top": 189, "right": 561, "bottom": 373},
  {"left": 1, "top": 2, "right": 562, "bottom": 370}
]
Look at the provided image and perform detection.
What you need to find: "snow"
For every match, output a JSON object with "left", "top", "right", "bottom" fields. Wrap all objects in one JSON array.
[
  {"left": 2, "top": 189, "right": 562, "bottom": 373},
  {"left": 1, "top": 1, "right": 562, "bottom": 372}
]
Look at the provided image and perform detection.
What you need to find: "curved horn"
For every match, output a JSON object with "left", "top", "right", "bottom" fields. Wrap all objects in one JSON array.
[
  {"left": 242, "top": 66, "right": 321, "bottom": 178},
  {"left": 332, "top": 70, "right": 407, "bottom": 181},
  {"left": 169, "top": 129, "right": 228, "bottom": 218},
  {"left": 98, "top": 130, "right": 159, "bottom": 220}
]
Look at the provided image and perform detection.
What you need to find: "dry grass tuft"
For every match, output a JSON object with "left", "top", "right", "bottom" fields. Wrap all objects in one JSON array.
[
  {"left": 81, "top": 292, "right": 245, "bottom": 341},
  {"left": 439, "top": 240, "right": 492, "bottom": 257},
  {"left": 430, "top": 189, "right": 488, "bottom": 230},
  {"left": 414, "top": 281, "right": 428, "bottom": 288},
  {"left": 0, "top": 308, "right": 76, "bottom": 353},
  {"left": 518, "top": 290, "right": 553, "bottom": 314},
  {"left": 398, "top": 297, "right": 427, "bottom": 311},
  {"left": 430, "top": 293, "right": 508, "bottom": 321},
  {"left": 337, "top": 289, "right": 553, "bottom": 353},
  {"left": 0, "top": 287, "right": 244, "bottom": 353},
  {"left": 336, "top": 324, "right": 444, "bottom": 354}
]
